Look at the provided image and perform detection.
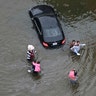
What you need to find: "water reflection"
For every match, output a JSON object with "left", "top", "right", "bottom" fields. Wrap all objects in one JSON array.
[
  {"left": 43, "top": 0, "right": 96, "bottom": 21},
  {"left": 30, "top": 73, "right": 42, "bottom": 80}
]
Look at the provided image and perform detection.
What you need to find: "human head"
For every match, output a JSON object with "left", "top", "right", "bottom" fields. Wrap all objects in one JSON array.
[
  {"left": 77, "top": 41, "right": 80, "bottom": 43},
  {"left": 72, "top": 40, "right": 76, "bottom": 44},
  {"left": 77, "top": 41, "right": 80, "bottom": 45},
  {"left": 73, "top": 68, "right": 76, "bottom": 71},
  {"left": 37, "top": 61, "right": 40, "bottom": 64},
  {"left": 33, "top": 60, "right": 36, "bottom": 63},
  {"left": 28, "top": 45, "right": 34, "bottom": 51},
  {"left": 72, "top": 40, "right": 75, "bottom": 42}
]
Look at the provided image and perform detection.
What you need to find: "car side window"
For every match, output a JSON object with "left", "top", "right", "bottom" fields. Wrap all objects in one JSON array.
[{"left": 35, "top": 18, "right": 42, "bottom": 32}]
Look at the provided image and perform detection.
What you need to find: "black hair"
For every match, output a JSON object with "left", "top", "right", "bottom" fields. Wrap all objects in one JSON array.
[
  {"left": 37, "top": 61, "right": 40, "bottom": 64},
  {"left": 77, "top": 41, "right": 80, "bottom": 43},
  {"left": 72, "top": 40, "right": 75, "bottom": 42},
  {"left": 74, "top": 70, "right": 77, "bottom": 76},
  {"left": 33, "top": 60, "right": 36, "bottom": 63}
]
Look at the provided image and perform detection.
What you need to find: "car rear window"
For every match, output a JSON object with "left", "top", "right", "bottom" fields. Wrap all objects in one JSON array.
[
  {"left": 39, "top": 16, "right": 63, "bottom": 42},
  {"left": 44, "top": 27, "right": 61, "bottom": 37},
  {"left": 39, "top": 16, "right": 58, "bottom": 29},
  {"left": 43, "top": 27, "right": 63, "bottom": 42}
]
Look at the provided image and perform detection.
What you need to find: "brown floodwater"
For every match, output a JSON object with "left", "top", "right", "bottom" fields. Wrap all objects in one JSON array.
[{"left": 0, "top": 0, "right": 96, "bottom": 96}]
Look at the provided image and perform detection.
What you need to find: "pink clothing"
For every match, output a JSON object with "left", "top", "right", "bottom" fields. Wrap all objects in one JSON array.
[
  {"left": 68, "top": 70, "right": 76, "bottom": 80},
  {"left": 32, "top": 62, "right": 41, "bottom": 72}
]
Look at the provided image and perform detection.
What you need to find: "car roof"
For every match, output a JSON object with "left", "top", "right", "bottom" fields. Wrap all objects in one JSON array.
[
  {"left": 31, "top": 5, "right": 55, "bottom": 16},
  {"left": 39, "top": 15, "right": 58, "bottom": 29}
]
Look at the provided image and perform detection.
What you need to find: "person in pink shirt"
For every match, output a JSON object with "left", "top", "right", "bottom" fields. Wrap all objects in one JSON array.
[
  {"left": 68, "top": 69, "right": 78, "bottom": 84},
  {"left": 32, "top": 61, "right": 41, "bottom": 73}
]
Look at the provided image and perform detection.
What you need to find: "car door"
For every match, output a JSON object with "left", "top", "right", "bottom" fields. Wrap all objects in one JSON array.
[{"left": 33, "top": 18, "right": 43, "bottom": 40}]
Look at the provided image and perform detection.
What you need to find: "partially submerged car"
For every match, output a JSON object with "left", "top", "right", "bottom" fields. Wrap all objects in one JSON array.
[{"left": 28, "top": 5, "right": 66, "bottom": 48}]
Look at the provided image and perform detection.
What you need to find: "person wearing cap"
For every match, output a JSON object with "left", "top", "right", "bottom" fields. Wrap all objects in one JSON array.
[
  {"left": 32, "top": 60, "right": 41, "bottom": 73},
  {"left": 68, "top": 69, "right": 78, "bottom": 84},
  {"left": 27, "top": 45, "right": 35, "bottom": 61}
]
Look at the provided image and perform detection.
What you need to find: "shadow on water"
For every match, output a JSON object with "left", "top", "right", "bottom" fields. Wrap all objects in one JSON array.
[
  {"left": 70, "top": 83, "right": 79, "bottom": 95},
  {"left": 29, "top": 72, "right": 42, "bottom": 80},
  {"left": 69, "top": 51, "right": 81, "bottom": 62}
]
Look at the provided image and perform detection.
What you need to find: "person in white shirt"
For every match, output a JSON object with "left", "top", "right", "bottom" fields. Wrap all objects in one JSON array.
[
  {"left": 27, "top": 45, "right": 36, "bottom": 61},
  {"left": 70, "top": 41, "right": 86, "bottom": 56}
]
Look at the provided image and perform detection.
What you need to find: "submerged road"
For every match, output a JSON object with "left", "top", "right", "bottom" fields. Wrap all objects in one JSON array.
[{"left": 0, "top": 0, "right": 96, "bottom": 96}]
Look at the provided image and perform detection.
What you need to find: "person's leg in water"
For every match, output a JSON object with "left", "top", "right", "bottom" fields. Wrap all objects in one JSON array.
[
  {"left": 74, "top": 48, "right": 80, "bottom": 56},
  {"left": 70, "top": 78, "right": 78, "bottom": 84},
  {"left": 71, "top": 46, "right": 80, "bottom": 55},
  {"left": 70, "top": 79, "right": 76, "bottom": 84}
]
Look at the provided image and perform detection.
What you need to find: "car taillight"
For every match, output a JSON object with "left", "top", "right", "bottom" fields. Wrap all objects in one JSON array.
[
  {"left": 62, "top": 39, "right": 66, "bottom": 44},
  {"left": 43, "top": 42, "right": 48, "bottom": 47}
]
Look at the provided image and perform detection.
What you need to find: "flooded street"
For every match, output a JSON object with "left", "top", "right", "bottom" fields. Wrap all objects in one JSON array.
[{"left": 0, "top": 0, "right": 96, "bottom": 96}]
